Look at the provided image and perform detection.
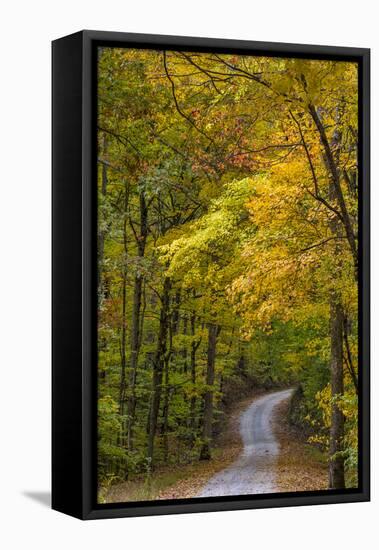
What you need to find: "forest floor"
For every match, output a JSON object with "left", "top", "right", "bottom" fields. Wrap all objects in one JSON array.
[
  {"left": 103, "top": 388, "right": 328, "bottom": 503},
  {"left": 104, "top": 390, "right": 262, "bottom": 503},
  {"left": 156, "top": 390, "right": 269, "bottom": 500},
  {"left": 274, "top": 396, "right": 328, "bottom": 492}
]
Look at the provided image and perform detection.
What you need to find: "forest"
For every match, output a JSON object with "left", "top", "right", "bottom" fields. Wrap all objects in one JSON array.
[{"left": 97, "top": 47, "right": 359, "bottom": 502}]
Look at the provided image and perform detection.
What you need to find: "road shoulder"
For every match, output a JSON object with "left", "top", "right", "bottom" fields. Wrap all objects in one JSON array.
[{"left": 273, "top": 395, "right": 328, "bottom": 492}]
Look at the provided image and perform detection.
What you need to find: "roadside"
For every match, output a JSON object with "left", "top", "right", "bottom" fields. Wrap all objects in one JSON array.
[
  {"left": 104, "top": 390, "right": 265, "bottom": 503},
  {"left": 104, "top": 387, "right": 328, "bottom": 503},
  {"left": 157, "top": 391, "right": 269, "bottom": 500},
  {"left": 273, "top": 395, "right": 329, "bottom": 492}
]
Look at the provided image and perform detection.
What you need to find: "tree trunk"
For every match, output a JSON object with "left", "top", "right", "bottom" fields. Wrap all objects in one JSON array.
[
  {"left": 306, "top": 101, "right": 347, "bottom": 488},
  {"left": 329, "top": 295, "right": 345, "bottom": 489},
  {"left": 327, "top": 116, "right": 346, "bottom": 490},
  {"left": 343, "top": 315, "right": 358, "bottom": 393},
  {"left": 181, "top": 313, "right": 188, "bottom": 373},
  {"left": 118, "top": 182, "right": 130, "bottom": 427},
  {"left": 119, "top": 267, "right": 127, "bottom": 416},
  {"left": 189, "top": 311, "right": 201, "bottom": 444},
  {"left": 127, "top": 191, "right": 148, "bottom": 450},
  {"left": 199, "top": 322, "right": 219, "bottom": 460},
  {"left": 171, "top": 290, "right": 181, "bottom": 334},
  {"left": 308, "top": 103, "right": 358, "bottom": 277},
  {"left": 161, "top": 313, "right": 173, "bottom": 463},
  {"left": 161, "top": 350, "right": 171, "bottom": 463},
  {"left": 147, "top": 277, "right": 171, "bottom": 465}
]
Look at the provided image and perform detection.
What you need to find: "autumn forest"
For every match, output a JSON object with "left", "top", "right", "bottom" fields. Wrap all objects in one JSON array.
[{"left": 97, "top": 47, "right": 359, "bottom": 502}]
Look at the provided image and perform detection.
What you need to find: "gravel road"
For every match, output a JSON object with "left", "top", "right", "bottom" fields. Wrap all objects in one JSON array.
[{"left": 197, "top": 388, "right": 294, "bottom": 497}]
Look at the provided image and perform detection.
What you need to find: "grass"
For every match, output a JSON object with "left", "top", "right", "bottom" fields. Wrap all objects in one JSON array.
[
  {"left": 100, "top": 392, "right": 253, "bottom": 505},
  {"left": 102, "top": 447, "right": 230, "bottom": 503}
]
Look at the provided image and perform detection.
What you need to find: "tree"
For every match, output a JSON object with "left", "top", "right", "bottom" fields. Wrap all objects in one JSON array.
[{"left": 96, "top": 47, "right": 359, "bottom": 496}]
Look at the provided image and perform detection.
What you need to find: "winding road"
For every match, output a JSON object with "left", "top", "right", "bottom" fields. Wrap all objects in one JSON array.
[{"left": 197, "top": 388, "right": 294, "bottom": 497}]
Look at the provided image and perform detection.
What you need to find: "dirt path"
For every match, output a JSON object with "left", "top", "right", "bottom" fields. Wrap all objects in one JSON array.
[
  {"left": 105, "top": 387, "right": 326, "bottom": 503},
  {"left": 196, "top": 388, "right": 294, "bottom": 497}
]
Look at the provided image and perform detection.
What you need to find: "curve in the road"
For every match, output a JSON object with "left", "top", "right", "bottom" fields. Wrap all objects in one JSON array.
[{"left": 197, "top": 388, "right": 294, "bottom": 498}]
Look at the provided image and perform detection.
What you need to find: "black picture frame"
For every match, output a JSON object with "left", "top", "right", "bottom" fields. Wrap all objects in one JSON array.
[{"left": 52, "top": 30, "right": 370, "bottom": 520}]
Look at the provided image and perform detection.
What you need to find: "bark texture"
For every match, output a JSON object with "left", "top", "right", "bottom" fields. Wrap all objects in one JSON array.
[{"left": 199, "top": 322, "right": 219, "bottom": 460}]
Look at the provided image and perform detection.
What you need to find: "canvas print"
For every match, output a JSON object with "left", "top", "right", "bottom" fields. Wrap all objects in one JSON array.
[{"left": 96, "top": 47, "right": 359, "bottom": 504}]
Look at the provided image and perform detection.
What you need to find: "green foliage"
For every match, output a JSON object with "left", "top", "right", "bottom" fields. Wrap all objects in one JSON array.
[{"left": 96, "top": 47, "right": 359, "bottom": 497}]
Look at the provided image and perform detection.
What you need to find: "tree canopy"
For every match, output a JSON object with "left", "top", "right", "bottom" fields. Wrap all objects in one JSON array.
[{"left": 97, "top": 47, "right": 358, "bottom": 500}]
